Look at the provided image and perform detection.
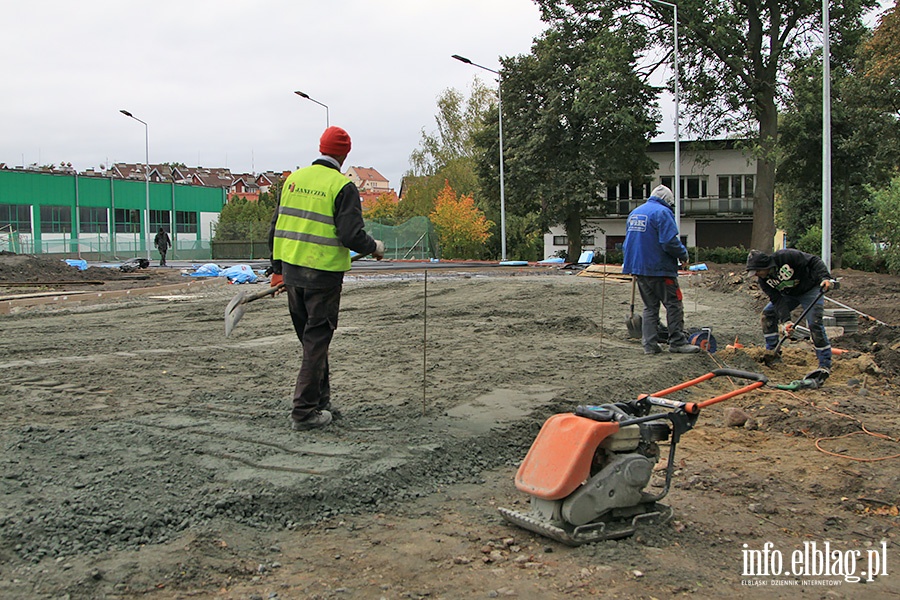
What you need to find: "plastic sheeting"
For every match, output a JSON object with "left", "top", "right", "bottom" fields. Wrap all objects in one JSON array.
[{"left": 64, "top": 259, "right": 89, "bottom": 271}]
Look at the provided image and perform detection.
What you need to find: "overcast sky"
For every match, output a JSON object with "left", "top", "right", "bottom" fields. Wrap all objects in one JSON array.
[{"left": 1, "top": 0, "right": 552, "bottom": 189}]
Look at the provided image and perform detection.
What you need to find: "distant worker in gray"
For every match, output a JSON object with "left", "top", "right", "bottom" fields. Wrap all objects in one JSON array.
[{"left": 154, "top": 227, "right": 171, "bottom": 267}]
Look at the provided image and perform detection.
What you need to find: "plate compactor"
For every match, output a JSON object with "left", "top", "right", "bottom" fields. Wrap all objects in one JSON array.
[{"left": 499, "top": 369, "right": 767, "bottom": 546}]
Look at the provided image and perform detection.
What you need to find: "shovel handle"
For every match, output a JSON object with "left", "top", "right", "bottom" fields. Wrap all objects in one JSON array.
[
  {"left": 240, "top": 283, "right": 284, "bottom": 304},
  {"left": 773, "top": 289, "right": 827, "bottom": 352}
]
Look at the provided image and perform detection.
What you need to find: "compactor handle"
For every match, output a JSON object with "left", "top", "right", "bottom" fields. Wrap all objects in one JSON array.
[
  {"left": 645, "top": 368, "right": 769, "bottom": 414},
  {"left": 710, "top": 368, "right": 769, "bottom": 384}
]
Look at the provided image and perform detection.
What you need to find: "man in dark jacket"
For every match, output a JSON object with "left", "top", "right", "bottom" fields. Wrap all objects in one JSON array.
[
  {"left": 622, "top": 185, "right": 700, "bottom": 355},
  {"left": 154, "top": 227, "right": 171, "bottom": 266},
  {"left": 746, "top": 249, "right": 836, "bottom": 379},
  {"left": 268, "top": 126, "right": 384, "bottom": 431}
]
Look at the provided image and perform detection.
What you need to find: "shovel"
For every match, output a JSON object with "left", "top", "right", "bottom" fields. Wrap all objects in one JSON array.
[
  {"left": 763, "top": 288, "right": 827, "bottom": 364},
  {"left": 626, "top": 277, "right": 642, "bottom": 339},
  {"left": 224, "top": 253, "right": 366, "bottom": 337},
  {"left": 224, "top": 284, "right": 283, "bottom": 337}
]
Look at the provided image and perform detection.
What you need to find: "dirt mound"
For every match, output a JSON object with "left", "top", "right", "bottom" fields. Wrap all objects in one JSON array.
[{"left": 0, "top": 253, "right": 192, "bottom": 294}]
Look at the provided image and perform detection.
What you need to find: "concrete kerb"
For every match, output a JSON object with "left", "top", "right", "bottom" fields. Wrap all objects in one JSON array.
[{"left": 0, "top": 277, "right": 227, "bottom": 315}]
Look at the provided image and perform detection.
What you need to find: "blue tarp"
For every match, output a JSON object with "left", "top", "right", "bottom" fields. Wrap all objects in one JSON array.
[
  {"left": 538, "top": 257, "right": 565, "bottom": 264},
  {"left": 577, "top": 250, "right": 594, "bottom": 264},
  {"left": 688, "top": 263, "right": 709, "bottom": 271},
  {"left": 190, "top": 263, "right": 223, "bottom": 277},
  {"left": 222, "top": 264, "right": 258, "bottom": 284},
  {"left": 64, "top": 259, "right": 88, "bottom": 271}
]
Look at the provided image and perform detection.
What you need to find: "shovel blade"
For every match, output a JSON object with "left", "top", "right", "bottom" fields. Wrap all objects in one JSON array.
[
  {"left": 224, "top": 290, "right": 249, "bottom": 337},
  {"left": 626, "top": 313, "right": 642, "bottom": 339}
]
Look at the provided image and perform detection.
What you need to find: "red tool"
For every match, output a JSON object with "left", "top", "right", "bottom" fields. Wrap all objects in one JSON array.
[{"left": 499, "top": 369, "right": 768, "bottom": 545}]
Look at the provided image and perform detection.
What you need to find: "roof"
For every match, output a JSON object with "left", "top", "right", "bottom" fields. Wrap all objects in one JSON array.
[{"left": 347, "top": 166, "right": 388, "bottom": 183}]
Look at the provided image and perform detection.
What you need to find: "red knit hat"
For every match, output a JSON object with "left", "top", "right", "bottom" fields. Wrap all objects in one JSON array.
[{"left": 319, "top": 126, "right": 352, "bottom": 156}]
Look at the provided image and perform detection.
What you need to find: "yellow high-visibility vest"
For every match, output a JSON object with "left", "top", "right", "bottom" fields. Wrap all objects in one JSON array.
[{"left": 273, "top": 165, "right": 351, "bottom": 272}]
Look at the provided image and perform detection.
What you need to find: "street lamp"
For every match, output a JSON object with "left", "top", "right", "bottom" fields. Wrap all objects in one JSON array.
[
  {"left": 452, "top": 54, "right": 507, "bottom": 261},
  {"left": 119, "top": 109, "right": 151, "bottom": 261},
  {"left": 294, "top": 91, "right": 329, "bottom": 128},
  {"left": 649, "top": 0, "right": 681, "bottom": 234},
  {"left": 821, "top": 0, "right": 832, "bottom": 270}
]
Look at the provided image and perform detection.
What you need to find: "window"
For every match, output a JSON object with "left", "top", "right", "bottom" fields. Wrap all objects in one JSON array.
[
  {"left": 605, "top": 180, "right": 651, "bottom": 214},
  {"left": 659, "top": 176, "right": 707, "bottom": 199},
  {"left": 0, "top": 204, "right": 32, "bottom": 233},
  {"left": 683, "top": 176, "right": 707, "bottom": 199},
  {"left": 176, "top": 210, "right": 198, "bottom": 234},
  {"left": 114, "top": 208, "right": 141, "bottom": 233},
  {"left": 150, "top": 210, "right": 171, "bottom": 233},
  {"left": 39, "top": 205, "right": 72, "bottom": 233},
  {"left": 79, "top": 207, "right": 108, "bottom": 233},
  {"left": 718, "top": 175, "right": 754, "bottom": 212},
  {"left": 552, "top": 235, "right": 593, "bottom": 246}
]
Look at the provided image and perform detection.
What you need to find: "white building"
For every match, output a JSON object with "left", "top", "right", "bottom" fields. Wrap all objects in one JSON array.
[{"left": 544, "top": 139, "right": 756, "bottom": 259}]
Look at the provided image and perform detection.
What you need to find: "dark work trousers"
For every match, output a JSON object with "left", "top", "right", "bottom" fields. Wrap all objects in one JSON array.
[
  {"left": 286, "top": 284, "right": 342, "bottom": 422},
  {"left": 636, "top": 275, "right": 689, "bottom": 351},
  {"left": 761, "top": 287, "right": 831, "bottom": 369},
  {"left": 158, "top": 248, "right": 167, "bottom": 266}
]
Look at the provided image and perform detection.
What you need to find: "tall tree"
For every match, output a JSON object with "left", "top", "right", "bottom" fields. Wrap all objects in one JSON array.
[
  {"left": 363, "top": 192, "right": 399, "bottom": 225},
  {"left": 400, "top": 82, "right": 494, "bottom": 223},
  {"left": 478, "top": 14, "right": 658, "bottom": 260},
  {"left": 860, "top": 2, "right": 900, "bottom": 117},
  {"left": 539, "top": 0, "right": 877, "bottom": 252},
  {"left": 777, "top": 11, "right": 900, "bottom": 266},
  {"left": 429, "top": 181, "right": 493, "bottom": 259}
]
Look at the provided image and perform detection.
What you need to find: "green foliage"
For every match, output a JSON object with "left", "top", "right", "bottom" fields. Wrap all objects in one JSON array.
[
  {"left": 477, "top": 14, "right": 659, "bottom": 261},
  {"left": 401, "top": 83, "right": 497, "bottom": 252},
  {"left": 869, "top": 176, "right": 900, "bottom": 275},
  {"left": 776, "top": 15, "right": 900, "bottom": 268},
  {"left": 695, "top": 246, "right": 749, "bottom": 265},
  {"left": 213, "top": 195, "right": 274, "bottom": 241},
  {"left": 794, "top": 226, "right": 823, "bottom": 256},
  {"left": 538, "top": 0, "right": 878, "bottom": 251},
  {"left": 407, "top": 82, "right": 494, "bottom": 178}
]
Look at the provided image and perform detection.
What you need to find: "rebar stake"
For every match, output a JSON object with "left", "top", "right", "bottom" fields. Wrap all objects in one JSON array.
[{"left": 423, "top": 269, "right": 427, "bottom": 416}]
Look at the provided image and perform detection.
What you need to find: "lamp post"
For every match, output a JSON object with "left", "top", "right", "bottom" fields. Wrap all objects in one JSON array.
[
  {"left": 649, "top": 0, "right": 681, "bottom": 234},
  {"left": 821, "top": 0, "right": 832, "bottom": 270},
  {"left": 452, "top": 54, "right": 507, "bottom": 261},
  {"left": 119, "top": 109, "right": 151, "bottom": 261},
  {"left": 294, "top": 91, "right": 329, "bottom": 128}
]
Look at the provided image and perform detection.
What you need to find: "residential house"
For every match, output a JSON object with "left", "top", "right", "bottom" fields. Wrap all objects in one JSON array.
[
  {"left": 229, "top": 173, "right": 260, "bottom": 201},
  {"left": 346, "top": 166, "right": 391, "bottom": 194},
  {"left": 543, "top": 139, "right": 756, "bottom": 258}
]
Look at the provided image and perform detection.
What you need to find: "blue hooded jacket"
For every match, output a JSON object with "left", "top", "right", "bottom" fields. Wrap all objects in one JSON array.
[{"left": 622, "top": 195, "right": 688, "bottom": 277}]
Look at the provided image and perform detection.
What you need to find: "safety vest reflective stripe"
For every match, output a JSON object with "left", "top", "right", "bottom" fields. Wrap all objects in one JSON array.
[
  {"left": 277, "top": 205, "right": 336, "bottom": 226},
  {"left": 273, "top": 228, "right": 342, "bottom": 247}
]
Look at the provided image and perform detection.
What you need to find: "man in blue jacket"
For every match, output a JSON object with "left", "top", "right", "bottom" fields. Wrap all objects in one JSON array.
[{"left": 623, "top": 185, "right": 699, "bottom": 354}]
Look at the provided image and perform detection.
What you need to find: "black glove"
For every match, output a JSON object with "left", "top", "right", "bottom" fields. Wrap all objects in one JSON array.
[{"left": 265, "top": 260, "right": 282, "bottom": 277}]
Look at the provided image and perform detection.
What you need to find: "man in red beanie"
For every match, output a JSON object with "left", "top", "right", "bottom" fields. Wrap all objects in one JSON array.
[{"left": 268, "top": 126, "right": 385, "bottom": 430}]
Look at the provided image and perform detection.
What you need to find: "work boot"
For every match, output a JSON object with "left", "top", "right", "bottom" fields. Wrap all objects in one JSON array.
[
  {"left": 644, "top": 344, "right": 663, "bottom": 355},
  {"left": 320, "top": 401, "right": 342, "bottom": 419},
  {"left": 669, "top": 344, "right": 701, "bottom": 354},
  {"left": 291, "top": 410, "right": 333, "bottom": 431}
]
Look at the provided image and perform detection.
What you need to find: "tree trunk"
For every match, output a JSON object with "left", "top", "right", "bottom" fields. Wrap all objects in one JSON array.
[
  {"left": 565, "top": 209, "right": 582, "bottom": 262},
  {"left": 751, "top": 93, "right": 778, "bottom": 253}
]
